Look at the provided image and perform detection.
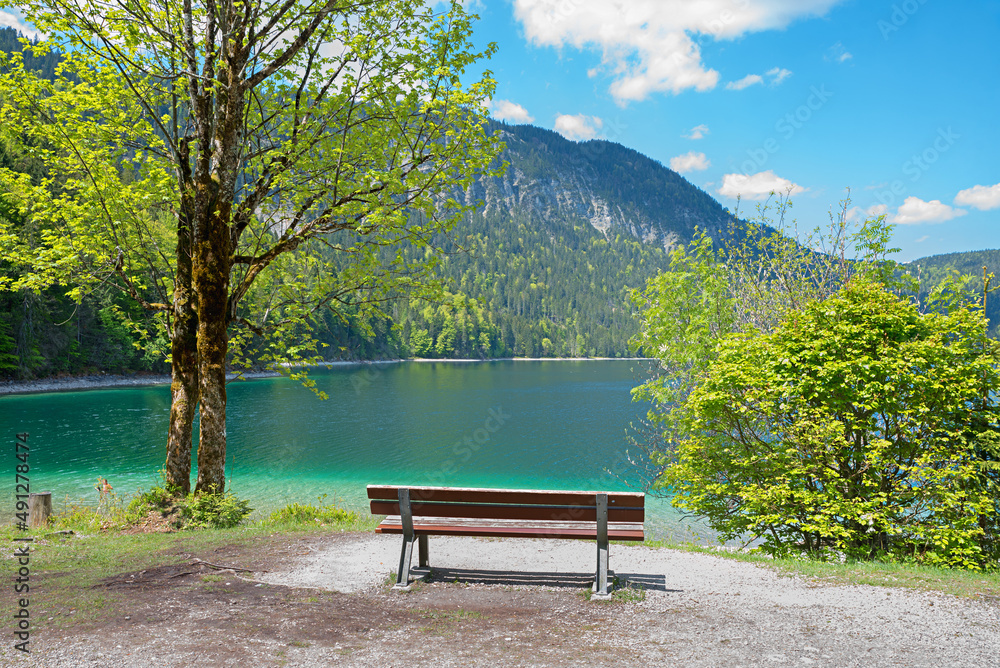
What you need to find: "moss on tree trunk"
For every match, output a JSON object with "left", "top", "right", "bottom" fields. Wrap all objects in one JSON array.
[
  {"left": 165, "top": 212, "right": 198, "bottom": 495},
  {"left": 194, "top": 203, "right": 231, "bottom": 495}
]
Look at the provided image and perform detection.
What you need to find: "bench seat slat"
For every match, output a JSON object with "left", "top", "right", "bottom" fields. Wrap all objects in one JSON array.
[
  {"left": 375, "top": 515, "right": 645, "bottom": 541},
  {"left": 367, "top": 485, "right": 644, "bottom": 508},
  {"left": 370, "top": 500, "right": 644, "bottom": 523}
]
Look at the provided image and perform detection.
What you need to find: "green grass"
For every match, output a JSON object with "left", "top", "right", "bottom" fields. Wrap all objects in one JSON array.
[
  {"left": 580, "top": 575, "right": 647, "bottom": 603},
  {"left": 411, "top": 608, "right": 484, "bottom": 621},
  {"left": 642, "top": 538, "right": 1000, "bottom": 599}
]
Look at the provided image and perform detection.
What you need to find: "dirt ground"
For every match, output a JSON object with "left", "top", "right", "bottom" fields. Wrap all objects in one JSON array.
[{"left": 3, "top": 531, "right": 1000, "bottom": 667}]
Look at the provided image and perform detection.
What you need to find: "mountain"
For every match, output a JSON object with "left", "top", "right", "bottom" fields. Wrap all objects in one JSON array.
[
  {"left": 469, "top": 122, "right": 736, "bottom": 252},
  {"left": 0, "top": 27, "right": 63, "bottom": 80},
  {"left": 907, "top": 249, "right": 1000, "bottom": 337},
  {"left": 314, "top": 122, "right": 744, "bottom": 360}
]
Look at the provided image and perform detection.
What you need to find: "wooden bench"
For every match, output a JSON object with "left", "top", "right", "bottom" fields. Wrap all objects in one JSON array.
[{"left": 368, "top": 485, "right": 644, "bottom": 599}]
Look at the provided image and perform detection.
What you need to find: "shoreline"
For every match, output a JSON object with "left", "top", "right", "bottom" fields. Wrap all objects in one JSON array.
[{"left": 0, "top": 357, "right": 652, "bottom": 397}]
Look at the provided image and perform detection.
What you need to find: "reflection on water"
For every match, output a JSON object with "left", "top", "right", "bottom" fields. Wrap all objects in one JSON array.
[{"left": 0, "top": 361, "right": 709, "bottom": 541}]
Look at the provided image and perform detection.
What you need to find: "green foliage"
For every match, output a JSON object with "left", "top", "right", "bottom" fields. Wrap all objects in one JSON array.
[
  {"left": 631, "top": 233, "right": 732, "bottom": 410},
  {"left": 627, "top": 232, "right": 732, "bottom": 479},
  {"left": 627, "top": 194, "right": 890, "bottom": 482},
  {"left": 667, "top": 277, "right": 1000, "bottom": 568},
  {"left": 409, "top": 327, "right": 434, "bottom": 357},
  {"left": 633, "top": 197, "right": 1000, "bottom": 568},
  {"left": 909, "top": 248, "right": 1000, "bottom": 337},
  {"left": 128, "top": 484, "right": 252, "bottom": 530},
  {"left": 127, "top": 484, "right": 175, "bottom": 515},
  {"left": 178, "top": 492, "right": 253, "bottom": 530},
  {"left": 0, "top": 311, "right": 17, "bottom": 372},
  {"left": 0, "top": 27, "right": 62, "bottom": 79},
  {"left": 266, "top": 496, "right": 358, "bottom": 525},
  {"left": 51, "top": 483, "right": 144, "bottom": 532}
]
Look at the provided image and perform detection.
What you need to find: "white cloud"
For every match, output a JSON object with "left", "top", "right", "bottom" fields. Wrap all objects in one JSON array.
[
  {"left": 0, "top": 10, "right": 42, "bottom": 39},
  {"left": 726, "top": 67, "right": 791, "bottom": 90},
  {"left": 825, "top": 42, "right": 852, "bottom": 63},
  {"left": 726, "top": 74, "right": 763, "bottom": 90},
  {"left": 669, "top": 151, "right": 710, "bottom": 173},
  {"left": 892, "top": 196, "right": 967, "bottom": 225},
  {"left": 866, "top": 204, "right": 889, "bottom": 217},
  {"left": 954, "top": 182, "right": 1000, "bottom": 211},
  {"left": 554, "top": 114, "right": 603, "bottom": 141},
  {"left": 766, "top": 67, "right": 792, "bottom": 85},
  {"left": 717, "top": 170, "right": 806, "bottom": 200},
  {"left": 512, "top": 0, "right": 844, "bottom": 103},
  {"left": 915, "top": 235, "right": 929, "bottom": 243},
  {"left": 487, "top": 99, "right": 535, "bottom": 124},
  {"left": 684, "top": 124, "right": 709, "bottom": 140},
  {"left": 845, "top": 206, "right": 865, "bottom": 222}
]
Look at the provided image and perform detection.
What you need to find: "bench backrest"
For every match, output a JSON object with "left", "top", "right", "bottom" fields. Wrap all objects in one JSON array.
[{"left": 367, "top": 485, "right": 644, "bottom": 523}]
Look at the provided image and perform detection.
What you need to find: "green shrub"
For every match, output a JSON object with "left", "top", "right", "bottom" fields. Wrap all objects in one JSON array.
[
  {"left": 665, "top": 277, "right": 1000, "bottom": 569},
  {"left": 267, "top": 497, "right": 357, "bottom": 525},
  {"left": 127, "top": 484, "right": 175, "bottom": 515},
  {"left": 179, "top": 491, "right": 253, "bottom": 530},
  {"left": 51, "top": 488, "right": 141, "bottom": 532}
]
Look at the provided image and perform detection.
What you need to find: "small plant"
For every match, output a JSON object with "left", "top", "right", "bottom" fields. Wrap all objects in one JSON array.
[
  {"left": 127, "top": 484, "right": 176, "bottom": 516},
  {"left": 581, "top": 576, "right": 646, "bottom": 603},
  {"left": 612, "top": 581, "right": 646, "bottom": 603},
  {"left": 51, "top": 481, "right": 144, "bottom": 532},
  {"left": 267, "top": 495, "right": 358, "bottom": 525},
  {"left": 50, "top": 499, "right": 105, "bottom": 533},
  {"left": 180, "top": 491, "right": 253, "bottom": 529}
]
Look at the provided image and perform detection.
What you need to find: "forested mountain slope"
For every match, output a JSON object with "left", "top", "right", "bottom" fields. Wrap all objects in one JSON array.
[
  {"left": 908, "top": 249, "right": 1000, "bottom": 337},
  {"left": 0, "top": 27, "right": 62, "bottom": 79},
  {"left": 313, "top": 121, "right": 751, "bottom": 359}
]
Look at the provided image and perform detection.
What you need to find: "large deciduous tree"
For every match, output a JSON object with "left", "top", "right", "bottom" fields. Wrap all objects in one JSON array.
[
  {"left": 630, "top": 197, "right": 1000, "bottom": 567},
  {"left": 628, "top": 195, "right": 895, "bottom": 485},
  {"left": 0, "top": 0, "right": 500, "bottom": 493},
  {"left": 669, "top": 277, "right": 1000, "bottom": 567}
]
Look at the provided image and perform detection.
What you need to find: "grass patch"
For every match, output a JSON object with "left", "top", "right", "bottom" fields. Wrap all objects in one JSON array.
[
  {"left": 580, "top": 575, "right": 646, "bottom": 603},
  {"left": 263, "top": 495, "right": 370, "bottom": 529},
  {"left": 412, "top": 608, "right": 483, "bottom": 621},
  {"left": 643, "top": 538, "right": 1000, "bottom": 599},
  {"left": 411, "top": 608, "right": 483, "bottom": 637}
]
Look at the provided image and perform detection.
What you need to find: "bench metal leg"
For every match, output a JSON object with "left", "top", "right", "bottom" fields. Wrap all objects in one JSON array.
[
  {"left": 394, "top": 488, "right": 415, "bottom": 590},
  {"left": 593, "top": 493, "right": 612, "bottom": 600},
  {"left": 418, "top": 534, "right": 429, "bottom": 568},
  {"left": 395, "top": 535, "right": 415, "bottom": 590}
]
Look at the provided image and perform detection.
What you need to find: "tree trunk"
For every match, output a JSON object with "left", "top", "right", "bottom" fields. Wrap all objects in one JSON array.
[
  {"left": 194, "top": 202, "right": 232, "bottom": 494},
  {"left": 164, "top": 210, "right": 198, "bottom": 495}
]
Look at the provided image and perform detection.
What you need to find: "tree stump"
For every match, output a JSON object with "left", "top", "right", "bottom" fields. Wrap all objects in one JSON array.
[{"left": 28, "top": 492, "right": 52, "bottom": 528}]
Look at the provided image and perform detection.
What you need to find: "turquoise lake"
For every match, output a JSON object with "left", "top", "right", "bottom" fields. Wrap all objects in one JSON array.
[{"left": 0, "top": 360, "right": 708, "bottom": 541}]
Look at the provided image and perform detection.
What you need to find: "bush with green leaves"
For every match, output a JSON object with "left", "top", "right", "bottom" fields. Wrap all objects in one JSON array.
[
  {"left": 267, "top": 496, "right": 357, "bottom": 525},
  {"left": 665, "top": 277, "right": 1000, "bottom": 568},
  {"left": 127, "top": 484, "right": 175, "bottom": 515},
  {"left": 178, "top": 492, "right": 253, "bottom": 530}
]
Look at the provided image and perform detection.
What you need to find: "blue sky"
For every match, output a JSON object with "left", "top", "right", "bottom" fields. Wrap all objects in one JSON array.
[
  {"left": 467, "top": 0, "right": 999, "bottom": 261},
  {"left": 3, "top": 1, "right": 996, "bottom": 261}
]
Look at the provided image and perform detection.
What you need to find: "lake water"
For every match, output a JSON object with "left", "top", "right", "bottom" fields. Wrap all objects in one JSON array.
[{"left": 0, "top": 360, "right": 708, "bottom": 541}]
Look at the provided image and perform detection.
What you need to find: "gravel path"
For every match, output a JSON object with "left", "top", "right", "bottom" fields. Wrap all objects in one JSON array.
[
  {"left": 256, "top": 534, "right": 1000, "bottom": 667},
  {"left": 3, "top": 533, "right": 998, "bottom": 667}
]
